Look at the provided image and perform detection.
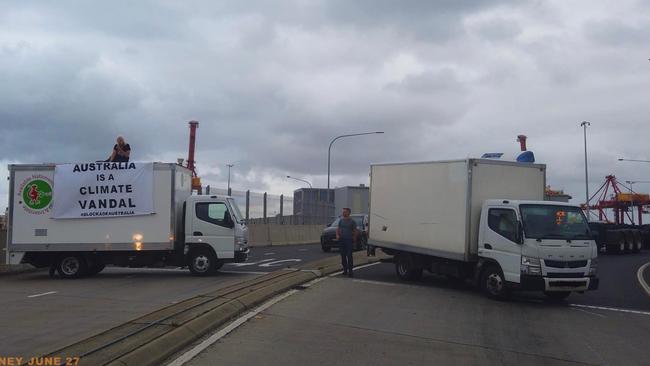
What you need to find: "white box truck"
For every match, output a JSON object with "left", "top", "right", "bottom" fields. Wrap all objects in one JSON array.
[
  {"left": 368, "top": 159, "right": 599, "bottom": 300},
  {"left": 6, "top": 162, "right": 249, "bottom": 278}
]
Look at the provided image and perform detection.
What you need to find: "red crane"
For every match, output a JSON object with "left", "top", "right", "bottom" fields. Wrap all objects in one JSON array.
[
  {"left": 186, "top": 121, "right": 202, "bottom": 194},
  {"left": 586, "top": 175, "right": 650, "bottom": 225}
]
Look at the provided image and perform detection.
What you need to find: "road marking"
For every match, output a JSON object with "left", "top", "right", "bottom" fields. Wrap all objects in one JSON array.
[
  {"left": 264, "top": 252, "right": 275, "bottom": 256},
  {"left": 351, "top": 279, "right": 399, "bottom": 287},
  {"left": 229, "top": 259, "right": 276, "bottom": 267},
  {"left": 219, "top": 270, "right": 268, "bottom": 275},
  {"left": 328, "top": 261, "right": 382, "bottom": 277},
  {"left": 259, "top": 259, "right": 302, "bottom": 267},
  {"left": 27, "top": 291, "right": 57, "bottom": 298},
  {"left": 571, "top": 307, "right": 607, "bottom": 318},
  {"left": 636, "top": 262, "right": 650, "bottom": 297},
  {"left": 570, "top": 304, "right": 650, "bottom": 316},
  {"left": 167, "top": 276, "right": 328, "bottom": 366}
]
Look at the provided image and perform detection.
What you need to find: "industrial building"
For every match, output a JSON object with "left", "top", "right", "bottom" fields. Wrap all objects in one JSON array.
[
  {"left": 292, "top": 188, "right": 335, "bottom": 224},
  {"left": 335, "top": 185, "right": 369, "bottom": 215}
]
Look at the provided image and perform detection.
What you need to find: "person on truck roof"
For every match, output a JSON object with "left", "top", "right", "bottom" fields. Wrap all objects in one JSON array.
[{"left": 107, "top": 136, "right": 131, "bottom": 162}]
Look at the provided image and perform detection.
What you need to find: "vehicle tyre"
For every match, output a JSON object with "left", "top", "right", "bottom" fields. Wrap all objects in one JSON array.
[
  {"left": 616, "top": 231, "right": 626, "bottom": 253},
  {"left": 321, "top": 245, "right": 331, "bottom": 253},
  {"left": 354, "top": 238, "right": 365, "bottom": 251},
  {"left": 480, "top": 265, "right": 509, "bottom": 300},
  {"left": 608, "top": 231, "right": 625, "bottom": 254},
  {"left": 643, "top": 231, "right": 650, "bottom": 250},
  {"left": 632, "top": 230, "right": 642, "bottom": 253},
  {"left": 623, "top": 230, "right": 635, "bottom": 253},
  {"left": 544, "top": 291, "right": 571, "bottom": 301},
  {"left": 57, "top": 254, "right": 88, "bottom": 279},
  {"left": 395, "top": 253, "right": 423, "bottom": 281},
  {"left": 188, "top": 248, "right": 217, "bottom": 276}
]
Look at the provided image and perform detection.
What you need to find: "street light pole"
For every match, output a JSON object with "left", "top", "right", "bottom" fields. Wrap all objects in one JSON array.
[
  {"left": 286, "top": 175, "right": 313, "bottom": 189},
  {"left": 327, "top": 132, "right": 385, "bottom": 191},
  {"left": 327, "top": 131, "right": 384, "bottom": 221},
  {"left": 580, "top": 121, "right": 591, "bottom": 219}
]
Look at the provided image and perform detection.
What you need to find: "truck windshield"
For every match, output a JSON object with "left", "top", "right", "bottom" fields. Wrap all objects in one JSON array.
[
  {"left": 228, "top": 198, "right": 244, "bottom": 223},
  {"left": 520, "top": 204, "right": 591, "bottom": 240}
]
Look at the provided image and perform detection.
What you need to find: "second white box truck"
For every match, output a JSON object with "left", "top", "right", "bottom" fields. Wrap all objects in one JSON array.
[{"left": 368, "top": 159, "right": 599, "bottom": 300}]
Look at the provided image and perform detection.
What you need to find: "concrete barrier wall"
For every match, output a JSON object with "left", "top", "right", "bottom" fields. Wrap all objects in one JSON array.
[
  {"left": 248, "top": 224, "right": 322, "bottom": 247},
  {"left": 0, "top": 225, "right": 318, "bottom": 255},
  {"left": 1, "top": 229, "right": 6, "bottom": 263}
]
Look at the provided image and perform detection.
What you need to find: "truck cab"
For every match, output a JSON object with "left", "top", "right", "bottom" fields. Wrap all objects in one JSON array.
[
  {"left": 478, "top": 199, "right": 598, "bottom": 300},
  {"left": 183, "top": 195, "right": 249, "bottom": 276}
]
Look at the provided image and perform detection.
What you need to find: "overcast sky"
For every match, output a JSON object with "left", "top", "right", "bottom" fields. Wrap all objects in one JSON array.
[{"left": 1, "top": 0, "right": 649, "bottom": 216}]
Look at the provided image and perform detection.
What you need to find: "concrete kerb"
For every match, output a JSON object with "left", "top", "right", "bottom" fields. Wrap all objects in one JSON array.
[
  {"left": 44, "top": 252, "right": 384, "bottom": 366},
  {"left": 0, "top": 264, "right": 43, "bottom": 276}
]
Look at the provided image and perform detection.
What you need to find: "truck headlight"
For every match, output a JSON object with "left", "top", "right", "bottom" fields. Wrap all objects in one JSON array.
[
  {"left": 521, "top": 256, "right": 542, "bottom": 276},
  {"left": 588, "top": 258, "right": 598, "bottom": 276},
  {"left": 235, "top": 236, "right": 247, "bottom": 250}
]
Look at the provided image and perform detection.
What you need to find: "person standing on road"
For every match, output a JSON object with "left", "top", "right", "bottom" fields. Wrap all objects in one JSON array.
[
  {"left": 107, "top": 135, "right": 131, "bottom": 162},
  {"left": 336, "top": 207, "right": 358, "bottom": 277}
]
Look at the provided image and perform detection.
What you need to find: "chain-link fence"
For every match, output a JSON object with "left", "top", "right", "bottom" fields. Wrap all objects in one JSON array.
[{"left": 207, "top": 187, "right": 303, "bottom": 224}]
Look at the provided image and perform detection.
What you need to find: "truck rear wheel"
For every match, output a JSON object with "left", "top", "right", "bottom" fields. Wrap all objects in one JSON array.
[
  {"left": 188, "top": 248, "right": 217, "bottom": 276},
  {"left": 57, "top": 255, "right": 88, "bottom": 279},
  {"left": 480, "top": 265, "right": 509, "bottom": 300},
  {"left": 395, "top": 254, "right": 422, "bottom": 281}
]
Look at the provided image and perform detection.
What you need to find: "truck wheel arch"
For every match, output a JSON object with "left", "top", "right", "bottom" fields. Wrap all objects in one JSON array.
[
  {"left": 186, "top": 244, "right": 221, "bottom": 276},
  {"left": 186, "top": 243, "right": 218, "bottom": 258},
  {"left": 474, "top": 258, "right": 503, "bottom": 286}
]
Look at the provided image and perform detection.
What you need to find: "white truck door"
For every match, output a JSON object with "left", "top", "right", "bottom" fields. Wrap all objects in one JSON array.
[
  {"left": 190, "top": 201, "right": 235, "bottom": 259},
  {"left": 480, "top": 207, "right": 522, "bottom": 283}
]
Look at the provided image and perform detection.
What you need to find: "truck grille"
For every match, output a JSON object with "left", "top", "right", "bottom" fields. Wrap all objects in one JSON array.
[
  {"left": 548, "top": 280, "right": 587, "bottom": 288},
  {"left": 547, "top": 272, "right": 585, "bottom": 278},
  {"left": 544, "top": 260, "right": 588, "bottom": 268}
]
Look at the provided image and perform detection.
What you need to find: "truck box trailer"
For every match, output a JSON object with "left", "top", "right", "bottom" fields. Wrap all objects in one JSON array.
[
  {"left": 7, "top": 162, "right": 248, "bottom": 278},
  {"left": 368, "top": 159, "right": 599, "bottom": 300}
]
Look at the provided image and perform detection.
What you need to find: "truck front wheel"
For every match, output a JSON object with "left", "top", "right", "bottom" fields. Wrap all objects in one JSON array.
[
  {"left": 480, "top": 265, "right": 509, "bottom": 300},
  {"left": 188, "top": 249, "right": 217, "bottom": 276},
  {"left": 57, "top": 255, "right": 88, "bottom": 279},
  {"left": 395, "top": 254, "right": 422, "bottom": 281}
]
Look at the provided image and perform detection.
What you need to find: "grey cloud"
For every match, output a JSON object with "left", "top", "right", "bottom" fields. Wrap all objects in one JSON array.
[
  {"left": 469, "top": 17, "right": 522, "bottom": 42},
  {"left": 1, "top": 0, "right": 650, "bottom": 213},
  {"left": 584, "top": 18, "right": 650, "bottom": 46}
]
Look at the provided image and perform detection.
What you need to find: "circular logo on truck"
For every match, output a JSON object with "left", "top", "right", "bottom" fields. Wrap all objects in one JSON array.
[{"left": 18, "top": 175, "right": 53, "bottom": 214}]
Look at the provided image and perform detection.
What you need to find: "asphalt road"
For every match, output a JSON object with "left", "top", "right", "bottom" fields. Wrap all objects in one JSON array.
[
  {"left": 180, "top": 251, "right": 650, "bottom": 366},
  {"left": 0, "top": 244, "right": 335, "bottom": 359}
]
